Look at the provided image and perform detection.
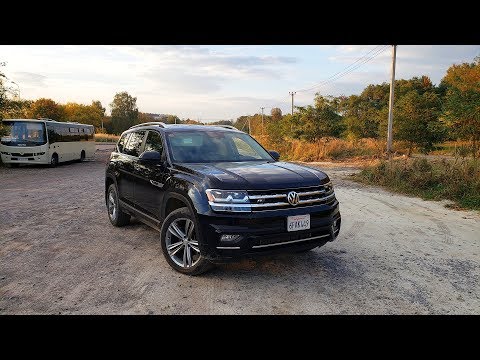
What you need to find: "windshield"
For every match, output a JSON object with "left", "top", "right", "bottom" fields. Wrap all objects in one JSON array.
[
  {"left": 166, "top": 131, "right": 273, "bottom": 163},
  {"left": 1, "top": 121, "right": 47, "bottom": 146}
]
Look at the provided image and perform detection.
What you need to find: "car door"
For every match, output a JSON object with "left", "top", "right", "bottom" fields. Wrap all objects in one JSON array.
[
  {"left": 133, "top": 130, "right": 169, "bottom": 220},
  {"left": 119, "top": 130, "right": 146, "bottom": 205}
]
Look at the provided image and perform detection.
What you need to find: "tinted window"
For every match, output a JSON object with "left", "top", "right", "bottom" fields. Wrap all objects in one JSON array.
[
  {"left": 117, "top": 133, "right": 130, "bottom": 153},
  {"left": 1, "top": 121, "right": 47, "bottom": 146},
  {"left": 123, "top": 131, "right": 145, "bottom": 157},
  {"left": 144, "top": 131, "right": 164, "bottom": 155},
  {"left": 166, "top": 131, "right": 272, "bottom": 163}
]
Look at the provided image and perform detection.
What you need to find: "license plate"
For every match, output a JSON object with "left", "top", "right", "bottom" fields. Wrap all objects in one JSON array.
[{"left": 287, "top": 214, "right": 310, "bottom": 232}]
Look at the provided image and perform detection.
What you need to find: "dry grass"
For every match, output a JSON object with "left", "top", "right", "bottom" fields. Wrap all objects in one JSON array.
[
  {"left": 354, "top": 157, "right": 480, "bottom": 211},
  {"left": 95, "top": 133, "right": 119, "bottom": 143},
  {"left": 255, "top": 135, "right": 409, "bottom": 162}
]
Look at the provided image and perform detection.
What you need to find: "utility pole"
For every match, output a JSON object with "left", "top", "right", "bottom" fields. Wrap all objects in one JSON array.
[
  {"left": 387, "top": 45, "right": 397, "bottom": 155},
  {"left": 260, "top": 107, "right": 265, "bottom": 135},
  {"left": 248, "top": 116, "right": 251, "bottom": 135},
  {"left": 289, "top": 91, "right": 296, "bottom": 131},
  {"left": 289, "top": 91, "right": 296, "bottom": 115}
]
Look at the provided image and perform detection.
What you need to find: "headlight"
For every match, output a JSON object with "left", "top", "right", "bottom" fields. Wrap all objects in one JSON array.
[
  {"left": 206, "top": 189, "right": 251, "bottom": 212},
  {"left": 323, "top": 181, "right": 334, "bottom": 193}
]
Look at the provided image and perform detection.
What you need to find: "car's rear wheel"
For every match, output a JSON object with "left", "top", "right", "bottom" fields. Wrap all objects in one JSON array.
[
  {"left": 80, "top": 150, "right": 86, "bottom": 162},
  {"left": 107, "top": 183, "right": 130, "bottom": 226},
  {"left": 160, "top": 207, "right": 213, "bottom": 275}
]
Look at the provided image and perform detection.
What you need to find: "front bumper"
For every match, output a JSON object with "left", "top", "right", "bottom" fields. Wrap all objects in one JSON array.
[
  {"left": 0, "top": 153, "right": 49, "bottom": 165},
  {"left": 196, "top": 200, "right": 341, "bottom": 263}
]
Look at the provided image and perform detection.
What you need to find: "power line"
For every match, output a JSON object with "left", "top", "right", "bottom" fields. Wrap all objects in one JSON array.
[{"left": 296, "top": 45, "right": 389, "bottom": 94}]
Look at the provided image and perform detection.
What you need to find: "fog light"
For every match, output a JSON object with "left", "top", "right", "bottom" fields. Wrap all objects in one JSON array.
[{"left": 220, "top": 234, "right": 242, "bottom": 242}]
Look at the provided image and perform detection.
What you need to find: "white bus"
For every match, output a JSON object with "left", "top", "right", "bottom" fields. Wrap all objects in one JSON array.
[{"left": 0, "top": 118, "right": 95, "bottom": 167}]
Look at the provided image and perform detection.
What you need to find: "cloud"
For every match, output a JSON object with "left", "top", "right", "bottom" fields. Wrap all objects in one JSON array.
[{"left": 13, "top": 72, "right": 47, "bottom": 87}]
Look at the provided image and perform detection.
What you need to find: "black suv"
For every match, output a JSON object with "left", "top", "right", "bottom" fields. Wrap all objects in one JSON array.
[{"left": 105, "top": 122, "right": 341, "bottom": 275}]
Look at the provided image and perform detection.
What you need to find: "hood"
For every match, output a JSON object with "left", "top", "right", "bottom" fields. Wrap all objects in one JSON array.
[{"left": 173, "top": 161, "right": 329, "bottom": 190}]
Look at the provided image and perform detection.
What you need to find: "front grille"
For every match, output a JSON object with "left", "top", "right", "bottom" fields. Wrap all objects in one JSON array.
[
  {"left": 247, "top": 184, "right": 336, "bottom": 211},
  {"left": 11, "top": 153, "right": 34, "bottom": 157}
]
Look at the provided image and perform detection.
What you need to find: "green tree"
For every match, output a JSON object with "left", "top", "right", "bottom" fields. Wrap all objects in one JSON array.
[
  {"left": 63, "top": 102, "right": 104, "bottom": 129},
  {"left": 441, "top": 58, "right": 480, "bottom": 158},
  {"left": 394, "top": 90, "right": 445, "bottom": 155},
  {"left": 27, "top": 98, "right": 65, "bottom": 121},
  {"left": 294, "top": 95, "right": 344, "bottom": 141},
  {"left": 92, "top": 100, "right": 106, "bottom": 116},
  {"left": 110, "top": 91, "right": 138, "bottom": 134}
]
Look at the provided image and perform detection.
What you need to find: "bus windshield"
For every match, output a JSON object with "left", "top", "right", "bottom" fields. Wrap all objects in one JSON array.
[{"left": 1, "top": 121, "right": 47, "bottom": 146}]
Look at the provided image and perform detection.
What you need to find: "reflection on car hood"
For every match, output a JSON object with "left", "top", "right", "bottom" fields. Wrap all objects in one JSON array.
[{"left": 173, "top": 161, "right": 329, "bottom": 190}]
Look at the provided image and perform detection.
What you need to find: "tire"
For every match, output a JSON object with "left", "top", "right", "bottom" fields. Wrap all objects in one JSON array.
[
  {"left": 160, "top": 207, "right": 213, "bottom": 275},
  {"left": 107, "top": 183, "right": 130, "bottom": 227},
  {"left": 50, "top": 154, "right": 59, "bottom": 168},
  {"left": 7, "top": 163, "right": 19, "bottom": 168},
  {"left": 80, "top": 150, "right": 86, "bottom": 162}
]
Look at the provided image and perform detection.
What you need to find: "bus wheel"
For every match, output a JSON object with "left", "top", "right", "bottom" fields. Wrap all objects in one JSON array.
[
  {"left": 80, "top": 150, "right": 86, "bottom": 162},
  {"left": 50, "top": 154, "right": 59, "bottom": 168}
]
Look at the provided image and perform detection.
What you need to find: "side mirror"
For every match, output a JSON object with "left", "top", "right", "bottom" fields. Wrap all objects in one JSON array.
[
  {"left": 269, "top": 150, "right": 280, "bottom": 161},
  {"left": 139, "top": 150, "right": 162, "bottom": 163}
]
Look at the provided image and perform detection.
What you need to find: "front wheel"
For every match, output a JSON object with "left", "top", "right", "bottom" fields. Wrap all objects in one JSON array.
[
  {"left": 160, "top": 207, "right": 213, "bottom": 275},
  {"left": 50, "top": 154, "right": 58, "bottom": 168}
]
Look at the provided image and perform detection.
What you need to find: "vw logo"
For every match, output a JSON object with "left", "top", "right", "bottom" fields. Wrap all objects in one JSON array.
[{"left": 287, "top": 191, "right": 300, "bottom": 206}]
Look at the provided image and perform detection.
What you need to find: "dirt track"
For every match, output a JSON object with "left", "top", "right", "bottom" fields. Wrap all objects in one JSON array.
[{"left": 0, "top": 146, "right": 479, "bottom": 314}]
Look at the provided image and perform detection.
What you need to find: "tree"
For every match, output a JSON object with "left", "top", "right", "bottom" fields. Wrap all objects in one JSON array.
[
  {"left": 92, "top": 100, "right": 106, "bottom": 116},
  {"left": 271, "top": 107, "right": 282, "bottom": 122},
  {"left": 293, "top": 95, "right": 344, "bottom": 141},
  {"left": 27, "top": 98, "right": 65, "bottom": 121},
  {"left": 137, "top": 112, "right": 155, "bottom": 124},
  {"left": 394, "top": 90, "right": 445, "bottom": 155},
  {"left": 110, "top": 91, "right": 138, "bottom": 134},
  {"left": 441, "top": 58, "right": 480, "bottom": 158},
  {"left": 63, "top": 102, "right": 104, "bottom": 129}
]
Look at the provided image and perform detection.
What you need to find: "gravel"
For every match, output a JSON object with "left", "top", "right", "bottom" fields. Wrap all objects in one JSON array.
[{"left": 0, "top": 145, "right": 479, "bottom": 314}]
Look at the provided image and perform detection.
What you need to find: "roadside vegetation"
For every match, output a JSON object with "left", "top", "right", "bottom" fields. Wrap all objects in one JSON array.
[
  {"left": 353, "top": 157, "right": 480, "bottom": 211},
  {"left": 95, "top": 133, "right": 119, "bottom": 143}
]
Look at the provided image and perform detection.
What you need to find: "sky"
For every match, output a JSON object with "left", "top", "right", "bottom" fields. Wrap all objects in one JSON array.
[{"left": 1, "top": 45, "right": 478, "bottom": 121}]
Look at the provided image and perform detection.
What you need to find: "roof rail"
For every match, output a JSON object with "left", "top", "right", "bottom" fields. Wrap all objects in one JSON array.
[
  {"left": 129, "top": 122, "right": 166, "bottom": 129},
  {"left": 38, "top": 118, "right": 55, "bottom": 121},
  {"left": 210, "top": 125, "right": 238, "bottom": 130}
]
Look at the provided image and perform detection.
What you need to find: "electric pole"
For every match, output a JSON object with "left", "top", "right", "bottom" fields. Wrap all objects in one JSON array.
[
  {"left": 248, "top": 116, "right": 251, "bottom": 135},
  {"left": 260, "top": 107, "right": 265, "bottom": 135},
  {"left": 387, "top": 45, "right": 397, "bottom": 155},
  {"left": 289, "top": 91, "right": 296, "bottom": 115}
]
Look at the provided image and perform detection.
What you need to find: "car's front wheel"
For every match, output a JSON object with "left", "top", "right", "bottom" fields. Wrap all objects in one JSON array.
[{"left": 160, "top": 207, "right": 213, "bottom": 275}]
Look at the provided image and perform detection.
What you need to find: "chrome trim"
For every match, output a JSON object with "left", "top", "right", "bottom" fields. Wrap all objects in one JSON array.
[
  {"left": 298, "top": 190, "right": 326, "bottom": 196},
  {"left": 248, "top": 193, "right": 286, "bottom": 200},
  {"left": 208, "top": 193, "right": 335, "bottom": 209},
  {"left": 216, "top": 246, "right": 241, "bottom": 250},
  {"left": 251, "top": 234, "right": 330, "bottom": 249}
]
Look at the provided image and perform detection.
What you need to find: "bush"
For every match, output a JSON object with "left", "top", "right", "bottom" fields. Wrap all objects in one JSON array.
[{"left": 353, "top": 158, "right": 480, "bottom": 211}]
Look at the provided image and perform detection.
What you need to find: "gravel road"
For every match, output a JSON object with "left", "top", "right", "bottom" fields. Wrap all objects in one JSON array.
[{"left": 0, "top": 147, "right": 479, "bottom": 314}]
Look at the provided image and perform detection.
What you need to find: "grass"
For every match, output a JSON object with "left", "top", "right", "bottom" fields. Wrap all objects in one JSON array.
[
  {"left": 95, "top": 133, "right": 119, "bottom": 143},
  {"left": 353, "top": 157, "right": 480, "bottom": 211},
  {"left": 254, "top": 135, "right": 409, "bottom": 162}
]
